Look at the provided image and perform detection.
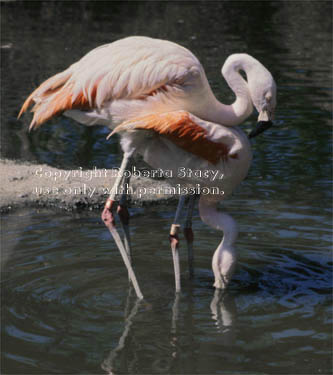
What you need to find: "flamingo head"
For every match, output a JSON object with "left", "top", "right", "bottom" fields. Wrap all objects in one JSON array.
[{"left": 248, "top": 67, "right": 277, "bottom": 138}]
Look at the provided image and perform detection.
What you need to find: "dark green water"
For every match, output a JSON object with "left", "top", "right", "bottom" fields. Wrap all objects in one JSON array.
[{"left": 1, "top": 1, "right": 332, "bottom": 374}]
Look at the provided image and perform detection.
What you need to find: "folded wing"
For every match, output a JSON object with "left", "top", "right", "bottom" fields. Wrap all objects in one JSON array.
[{"left": 110, "top": 111, "right": 232, "bottom": 165}]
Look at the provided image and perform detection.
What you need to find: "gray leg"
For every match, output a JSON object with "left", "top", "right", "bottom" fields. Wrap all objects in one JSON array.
[{"left": 184, "top": 195, "right": 198, "bottom": 278}]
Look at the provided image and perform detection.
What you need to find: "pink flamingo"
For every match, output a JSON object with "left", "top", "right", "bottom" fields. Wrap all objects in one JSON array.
[{"left": 19, "top": 36, "right": 276, "bottom": 299}]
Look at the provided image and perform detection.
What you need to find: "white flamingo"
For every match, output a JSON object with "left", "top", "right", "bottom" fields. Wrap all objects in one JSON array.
[{"left": 18, "top": 36, "right": 276, "bottom": 299}]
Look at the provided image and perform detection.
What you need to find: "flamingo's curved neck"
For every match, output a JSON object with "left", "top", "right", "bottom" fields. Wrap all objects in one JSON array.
[
  {"left": 203, "top": 54, "right": 255, "bottom": 126},
  {"left": 199, "top": 197, "right": 238, "bottom": 244},
  {"left": 199, "top": 196, "right": 238, "bottom": 288}
]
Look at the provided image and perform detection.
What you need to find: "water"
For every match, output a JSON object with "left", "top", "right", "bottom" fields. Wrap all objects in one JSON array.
[{"left": 1, "top": 1, "right": 332, "bottom": 374}]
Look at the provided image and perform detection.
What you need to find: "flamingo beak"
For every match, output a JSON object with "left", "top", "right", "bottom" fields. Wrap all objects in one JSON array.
[
  {"left": 248, "top": 120, "right": 273, "bottom": 138},
  {"left": 248, "top": 109, "right": 273, "bottom": 139}
]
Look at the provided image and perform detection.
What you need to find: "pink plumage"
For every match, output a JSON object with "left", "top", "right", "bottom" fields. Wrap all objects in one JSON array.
[{"left": 19, "top": 36, "right": 277, "bottom": 298}]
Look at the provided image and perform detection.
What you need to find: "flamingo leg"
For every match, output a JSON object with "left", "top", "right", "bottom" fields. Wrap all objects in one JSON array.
[
  {"left": 117, "top": 166, "right": 132, "bottom": 259},
  {"left": 184, "top": 195, "right": 198, "bottom": 278},
  {"left": 102, "top": 153, "right": 143, "bottom": 300},
  {"left": 117, "top": 169, "right": 133, "bottom": 287},
  {"left": 169, "top": 194, "right": 186, "bottom": 293}
]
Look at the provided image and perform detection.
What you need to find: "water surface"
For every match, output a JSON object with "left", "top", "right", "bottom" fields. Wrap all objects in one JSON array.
[{"left": 1, "top": 1, "right": 332, "bottom": 374}]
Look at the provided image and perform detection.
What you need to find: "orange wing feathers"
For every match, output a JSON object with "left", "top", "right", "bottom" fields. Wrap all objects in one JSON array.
[
  {"left": 111, "top": 112, "right": 230, "bottom": 165},
  {"left": 17, "top": 68, "right": 97, "bottom": 130}
]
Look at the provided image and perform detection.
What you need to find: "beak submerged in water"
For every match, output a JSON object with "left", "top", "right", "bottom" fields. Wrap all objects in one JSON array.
[{"left": 248, "top": 109, "right": 274, "bottom": 139}]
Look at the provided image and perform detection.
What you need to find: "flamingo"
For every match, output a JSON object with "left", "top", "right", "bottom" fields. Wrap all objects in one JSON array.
[{"left": 18, "top": 36, "right": 276, "bottom": 299}]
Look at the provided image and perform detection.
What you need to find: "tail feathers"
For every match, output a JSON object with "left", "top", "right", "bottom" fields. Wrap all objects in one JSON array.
[{"left": 18, "top": 67, "right": 92, "bottom": 131}]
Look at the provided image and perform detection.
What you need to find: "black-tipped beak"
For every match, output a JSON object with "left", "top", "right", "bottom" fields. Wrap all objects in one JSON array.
[{"left": 248, "top": 120, "right": 273, "bottom": 139}]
